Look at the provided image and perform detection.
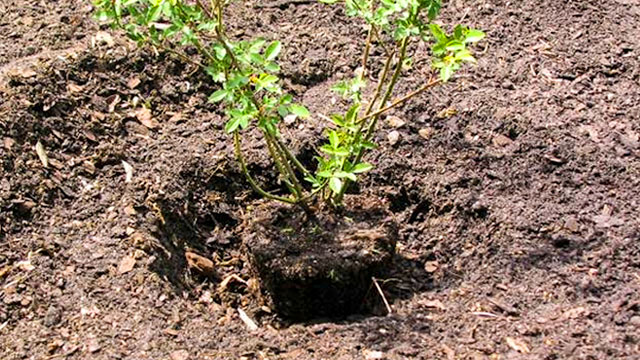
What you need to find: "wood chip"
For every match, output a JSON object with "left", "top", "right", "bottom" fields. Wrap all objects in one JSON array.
[
  {"left": 564, "top": 217, "right": 579, "bottom": 232},
  {"left": 363, "top": 350, "right": 384, "bottom": 360},
  {"left": 544, "top": 154, "right": 565, "bottom": 165},
  {"left": 418, "top": 127, "right": 434, "bottom": 139},
  {"left": 117, "top": 255, "right": 136, "bottom": 274},
  {"left": 238, "top": 307, "right": 258, "bottom": 331},
  {"left": 185, "top": 251, "right": 216, "bottom": 276},
  {"left": 127, "top": 77, "right": 141, "bottom": 89},
  {"left": 14, "top": 68, "right": 37, "bottom": 78},
  {"left": 122, "top": 160, "right": 133, "bottom": 183},
  {"left": 135, "top": 107, "right": 159, "bottom": 129},
  {"left": 35, "top": 141, "right": 49, "bottom": 168},
  {"left": 505, "top": 337, "right": 530, "bottom": 353},
  {"left": 94, "top": 31, "right": 114, "bottom": 47}
]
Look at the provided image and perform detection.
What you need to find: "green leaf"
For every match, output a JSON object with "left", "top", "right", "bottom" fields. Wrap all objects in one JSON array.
[
  {"left": 225, "top": 117, "right": 242, "bottom": 133},
  {"left": 329, "top": 130, "right": 339, "bottom": 147},
  {"left": 440, "top": 66, "right": 453, "bottom": 82},
  {"left": 464, "top": 29, "right": 485, "bottom": 43},
  {"left": 429, "top": 24, "right": 447, "bottom": 43},
  {"left": 454, "top": 49, "right": 476, "bottom": 63},
  {"left": 264, "top": 41, "right": 282, "bottom": 61},
  {"left": 209, "top": 89, "right": 228, "bottom": 102},
  {"left": 445, "top": 40, "right": 465, "bottom": 51},
  {"left": 334, "top": 171, "right": 357, "bottom": 181},
  {"left": 264, "top": 62, "right": 280, "bottom": 72},
  {"left": 289, "top": 104, "right": 310, "bottom": 118},
  {"left": 329, "top": 177, "right": 343, "bottom": 194},
  {"left": 352, "top": 163, "right": 373, "bottom": 173}
]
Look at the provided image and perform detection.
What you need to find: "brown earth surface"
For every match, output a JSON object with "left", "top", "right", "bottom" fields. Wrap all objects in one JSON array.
[{"left": 2, "top": 0, "right": 640, "bottom": 359}]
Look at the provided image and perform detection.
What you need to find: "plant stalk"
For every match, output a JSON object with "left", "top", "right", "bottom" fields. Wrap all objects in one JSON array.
[
  {"left": 334, "top": 36, "right": 410, "bottom": 203},
  {"left": 233, "top": 131, "right": 297, "bottom": 204}
]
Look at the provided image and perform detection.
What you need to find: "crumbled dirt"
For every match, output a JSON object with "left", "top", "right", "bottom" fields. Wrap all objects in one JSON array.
[{"left": 2, "top": 0, "right": 640, "bottom": 359}]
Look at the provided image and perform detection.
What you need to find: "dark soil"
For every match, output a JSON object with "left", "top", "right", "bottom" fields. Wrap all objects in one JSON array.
[
  {"left": 244, "top": 196, "right": 397, "bottom": 321},
  {"left": 2, "top": 0, "right": 640, "bottom": 359}
]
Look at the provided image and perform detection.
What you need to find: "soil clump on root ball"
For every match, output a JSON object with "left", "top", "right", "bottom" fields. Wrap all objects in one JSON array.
[{"left": 243, "top": 195, "right": 397, "bottom": 321}]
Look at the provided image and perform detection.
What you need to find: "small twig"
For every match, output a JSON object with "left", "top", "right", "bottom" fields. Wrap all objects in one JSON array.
[
  {"left": 471, "top": 311, "right": 499, "bottom": 318},
  {"left": 372, "top": 277, "right": 392, "bottom": 315}
]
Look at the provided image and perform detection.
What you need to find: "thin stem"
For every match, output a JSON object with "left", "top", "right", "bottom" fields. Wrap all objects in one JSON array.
[
  {"left": 195, "top": 0, "right": 241, "bottom": 69},
  {"left": 152, "top": 42, "right": 206, "bottom": 69},
  {"left": 334, "top": 37, "right": 410, "bottom": 203},
  {"left": 274, "top": 137, "right": 312, "bottom": 177},
  {"left": 273, "top": 136, "right": 305, "bottom": 199},
  {"left": 358, "top": 78, "right": 441, "bottom": 123},
  {"left": 364, "top": 49, "right": 395, "bottom": 117},
  {"left": 233, "top": 131, "right": 297, "bottom": 204},
  {"left": 265, "top": 133, "right": 298, "bottom": 196},
  {"left": 362, "top": 36, "right": 410, "bottom": 142}
]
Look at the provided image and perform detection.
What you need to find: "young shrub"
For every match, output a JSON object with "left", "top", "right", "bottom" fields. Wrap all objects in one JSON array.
[{"left": 92, "top": 0, "right": 484, "bottom": 207}]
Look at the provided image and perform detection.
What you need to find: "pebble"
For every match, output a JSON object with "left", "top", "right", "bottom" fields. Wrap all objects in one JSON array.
[{"left": 387, "top": 130, "right": 400, "bottom": 146}]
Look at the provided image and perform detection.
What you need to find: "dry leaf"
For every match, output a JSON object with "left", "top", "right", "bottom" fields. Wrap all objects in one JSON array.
[
  {"left": 127, "top": 77, "right": 141, "bottom": 89},
  {"left": 424, "top": 261, "right": 439, "bottom": 273},
  {"left": 418, "top": 127, "right": 434, "bottom": 139},
  {"left": 35, "top": 141, "right": 49, "bottom": 168},
  {"left": 170, "top": 350, "right": 189, "bottom": 360},
  {"left": 436, "top": 107, "right": 458, "bottom": 119},
  {"left": 0, "top": 265, "right": 11, "bottom": 279},
  {"left": 185, "top": 251, "right": 216, "bottom": 276},
  {"left": 505, "top": 337, "right": 530, "bottom": 353},
  {"left": 67, "top": 83, "right": 84, "bottom": 93},
  {"left": 122, "top": 161, "right": 133, "bottom": 183},
  {"left": 135, "top": 107, "right": 159, "bottom": 129},
  {"left": 117, "top": 255, "right": 136, "bottom": 274}
]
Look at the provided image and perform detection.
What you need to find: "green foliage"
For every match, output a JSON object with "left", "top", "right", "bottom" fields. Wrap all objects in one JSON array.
[
  {"left": 314, "top": 0, "right": 484, "bottom": 201},
  {"left": 92, "top": 0, "right": 485, "bottom": 207}
]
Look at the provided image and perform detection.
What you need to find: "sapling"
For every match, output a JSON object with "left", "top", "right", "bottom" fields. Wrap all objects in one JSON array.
[{"left": 92, "top": 0, "right": 484, "bottom": 207}]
